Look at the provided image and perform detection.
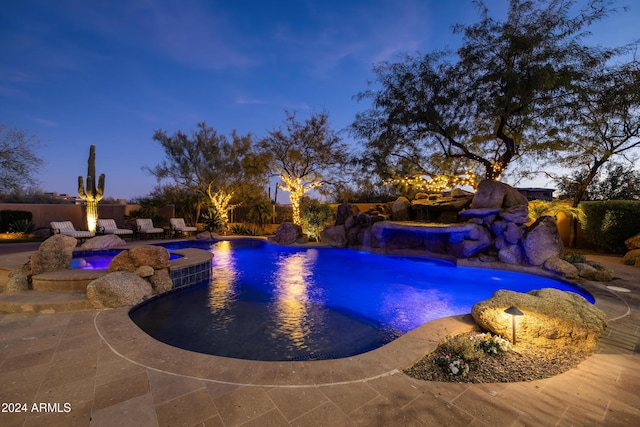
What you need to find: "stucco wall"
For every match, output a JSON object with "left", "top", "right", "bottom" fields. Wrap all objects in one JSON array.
[{"left": 0, "top": 204, "right": 175, "bottom": 231}]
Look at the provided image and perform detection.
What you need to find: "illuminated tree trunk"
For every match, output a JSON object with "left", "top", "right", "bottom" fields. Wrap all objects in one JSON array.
[
  {"left": 207, "top": 184, "right": 235, "bottom": 225},
  {"left": 279, "top": 174, "right": 320, "bottom": 226}
]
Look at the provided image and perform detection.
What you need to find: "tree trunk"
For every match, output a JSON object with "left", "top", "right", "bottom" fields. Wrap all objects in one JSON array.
[{"left": 569, "top": 157, "right": 607, "bottom": 248}]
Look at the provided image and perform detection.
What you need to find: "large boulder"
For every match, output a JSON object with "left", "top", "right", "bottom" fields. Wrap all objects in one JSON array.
[
  {"left": 391, "top": 197, "right": 412, "bottom": 221},
  {"left": 574, "top": 262, "right": 613, "bottom": 282},
  {"left": 320, "top": 225, "right": 348, "bottom": 248},
  {"left": 3, "top": 263, "right": 31, "bottom": 293},
  {"left": 108, "top": 245, "right": 170, "bottom": 272},
  {"left": 498, "top": 244, "right": 524, "bottom": 265},
  {"left": 623, "top": 249, "right": 640, "bottom": 266},
  {"left": 80, "top": 235, "right": 126, "bottom": 250},
  {"left": 30, "top": 235, "right": 78, "bottom": 275},
  {"left": 271, "top": 222, "right": 306, "bottom": 245},
  {"left": 470, "top": 180, "right": 529, "bottom": 210},
  {"left": 624, "top": 233, "right": 640, "bottom": 250},
  {"left": 543, "top": 256, "right": 579, "bottom": 279},
  {"left": 471, "top": 288, "right": 607, "bottom": 352},
  {"left": 148, "top": 268, "right": 173, "bottom": 294},
  {"left": 86, "top": 271, "right": 153, "bottom": 309},
  {"left": 522, "top": 216, "right": 564, "bottom": 266},
  {"left": 335, "top": 203, "right": 360, "bottom": 226}
]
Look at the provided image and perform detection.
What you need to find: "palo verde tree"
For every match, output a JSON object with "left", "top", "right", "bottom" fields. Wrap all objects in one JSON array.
[
  {"left": 259, "top": 111, "right": 348, "bottom": 226},
  {"left": 146, "top": 122, "right": 270, "bottom": 224},
  {"left": 78, "top": 145, "right": 105, "bottom": 232},
  {"left": 352, "top": 0, "right": 619, "bottom": 183},
  {"left": 0, "top": 124, "right": 44, "bottom": 194}
]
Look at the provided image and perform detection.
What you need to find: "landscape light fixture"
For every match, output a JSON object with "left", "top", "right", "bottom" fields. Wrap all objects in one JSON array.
[{"left": 504, "top": 306, "right": 524, "bottom": 345}]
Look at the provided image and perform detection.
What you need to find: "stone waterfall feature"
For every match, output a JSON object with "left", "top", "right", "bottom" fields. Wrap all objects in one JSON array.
[{"left": 321, "top": 180, "right": 573, "bottom": 273}]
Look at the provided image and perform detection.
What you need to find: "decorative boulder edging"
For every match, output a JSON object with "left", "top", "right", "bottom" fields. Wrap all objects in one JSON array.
[
  {"left": 3, "top": 234, "right": 78, "bottom": 293},
  {"left": 471, "top": 288, "right": 607, "bottom": 352},
  {"left": 108, "top": 245, "right": 170, "bottom": 272},
  {"left": 86, "top": 245, "right": 173, "bottom": 308},
  {"left": 30, "top": 234, "right": 78, "bottom": 275},
  {"left": 86, "top": 271, "right": 153, "bottom": 309},
  {"left": 80, "top": 235, "right": 127, "bottom": 250}
]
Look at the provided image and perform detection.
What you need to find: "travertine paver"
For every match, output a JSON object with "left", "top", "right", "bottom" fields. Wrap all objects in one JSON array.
[{"left": 0, "top": 255, "right": 638, "bottom": 426}]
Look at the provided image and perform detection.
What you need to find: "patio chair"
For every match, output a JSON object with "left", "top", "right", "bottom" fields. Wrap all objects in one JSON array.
[
  {"left": 170, "top": 218, "right": 198, "bottom": 236},
  {"left": 50, "top": 221, "right": 95, "bottom": 243},
  {"left": 135, "top": 218, "right": 165, "bottom": 239},
  {"left": 97, "top": 219, "right": 134, "bottom": 238}
]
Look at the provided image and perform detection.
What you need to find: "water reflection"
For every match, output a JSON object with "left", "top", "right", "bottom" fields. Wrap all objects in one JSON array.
[
  {"left": 272, "top": 249, "right": 319, "bottom": 350},
  {"left": 208, "top": 241, "right": 238, "bottom": 318}
]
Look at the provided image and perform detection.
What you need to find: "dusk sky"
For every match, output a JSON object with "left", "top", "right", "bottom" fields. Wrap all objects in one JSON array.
[{"left": 2, "top": 0, "right": 639, "bottom": 201}]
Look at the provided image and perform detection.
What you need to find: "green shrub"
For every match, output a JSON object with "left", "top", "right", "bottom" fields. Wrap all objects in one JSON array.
[
  {"left": 230, "top": 224, "right": 260, "bottom": 236},
  {"left": 8, "top": 218, "right": 35, "bottom": 234},
  {"left": 301, "top": 200, "right": 334, "bottom": 242},
  {"left": 200, "top": 208, "right": 224, "bottom": 231},
  {"left": 0, "top": 210, "right": 33, "bottom": 232},
  {"left": 580, "top": 201, "right": 640, "bottom": 253}
]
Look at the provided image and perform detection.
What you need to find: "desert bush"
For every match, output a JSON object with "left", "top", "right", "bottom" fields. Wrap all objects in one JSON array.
[
  {"left": 581, "top": 201, "right": 640, "bottom": 253},
  {"left": 0, "top": 210, "right": 32, "bottom": 232},
  {"left": 300, "top": 200, "right": 334, "bottom": 242}
]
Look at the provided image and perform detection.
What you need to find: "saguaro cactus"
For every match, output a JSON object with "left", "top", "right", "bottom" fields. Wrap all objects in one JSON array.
[{"left": 78, "top": 145, "right": 105, "bottom": 232}]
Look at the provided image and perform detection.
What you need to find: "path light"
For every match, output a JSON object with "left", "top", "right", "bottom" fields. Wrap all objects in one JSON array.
[{"left": 504, "top": 306, "right": 524, "bottom": 345}]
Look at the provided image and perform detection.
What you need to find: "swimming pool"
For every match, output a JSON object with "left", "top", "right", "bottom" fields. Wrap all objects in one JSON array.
[{"left": 129, "top": 239, "right": 594, "bottom": 361}]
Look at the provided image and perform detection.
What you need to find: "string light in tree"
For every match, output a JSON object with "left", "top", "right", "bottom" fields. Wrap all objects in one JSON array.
[
  {"left": 279, "top": 174, "right": 321, "bottom": 226},
  {"left": 207, "top": 183, "right": 238, "bottom": 224},
  {"left": 383, "top": 171, "right": 478, "bottom": 193}
]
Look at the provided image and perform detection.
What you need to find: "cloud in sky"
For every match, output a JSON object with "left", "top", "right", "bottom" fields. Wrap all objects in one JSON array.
[{"left": 1, "top": 0, "right": 638, "bottom": 200}]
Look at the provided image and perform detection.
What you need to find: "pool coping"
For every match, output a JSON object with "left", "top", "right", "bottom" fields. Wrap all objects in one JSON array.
[
  {"left": 95, "top": 309, "right": 478, "bottom": 387},
  {"left": 93, "top": 268, "right": 624, "bottom": 388}
]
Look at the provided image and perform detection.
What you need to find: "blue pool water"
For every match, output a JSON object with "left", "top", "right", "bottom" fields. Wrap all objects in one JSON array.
[{"left": 130, "top": 239, "right": 593, "bottom": 361}]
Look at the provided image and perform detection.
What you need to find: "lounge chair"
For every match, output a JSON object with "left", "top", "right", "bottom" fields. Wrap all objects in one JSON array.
[
  {"left": 170, "top": 218, "right": 198, "bottom": 236},
  {"left": 135, "top": 218, "right": 165, "bottom": 238},
  {"left": 97, "top": 219, "right": 134, "bottom": 238},
  {"left": 50, "top": 221, "right": 95, "bottom": 243}
]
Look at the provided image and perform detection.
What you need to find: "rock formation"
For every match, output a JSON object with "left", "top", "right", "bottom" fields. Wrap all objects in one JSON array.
[
  {"left": 108, "top": 245, "right": 170, "bottom": 272},
  {"left": 86, "top": 272, "right": 153, "bottom": 309},
  {"left": 623, "top": 233, "right": 640, "bottom": 268},
  {"left": 522, "top": 216, "right": 564, "bottom": 266},
  {"left": 80, "top": 235, "right": 127, "bottom": 250},
  {"left": 271, "top": 222, "right": 307, "bottom": 245},
  {"left": 30, "top": 234, "right": 78, "bottom": 275},
  {"left": 471, "top": 288, "right": 607, "bottom": 352},
  {"left": 86, "top": 245, "right": 173, "bottom": 308}
]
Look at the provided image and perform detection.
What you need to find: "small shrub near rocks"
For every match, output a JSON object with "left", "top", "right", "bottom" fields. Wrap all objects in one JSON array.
[
  {"left": 405, "top": 331, "right": 589, "bottom": 383},
  {"left": 431, "top": 332, "right": 511, "bottom": 378}
]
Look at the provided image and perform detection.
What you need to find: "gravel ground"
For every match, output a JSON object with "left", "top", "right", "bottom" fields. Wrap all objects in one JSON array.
[{"left": 404, "top": 333, "right": 591, "bottom": 383}]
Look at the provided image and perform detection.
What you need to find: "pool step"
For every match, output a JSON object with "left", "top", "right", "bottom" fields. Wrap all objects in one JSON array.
[
  {"left": 0, "top": 290, "right": 92, "bottom": 313},
  {"left": 31, "top": 269, "right": 106, "bottom": 292}
]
